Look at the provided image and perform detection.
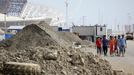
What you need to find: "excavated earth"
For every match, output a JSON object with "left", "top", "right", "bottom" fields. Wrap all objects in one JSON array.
[{"left": 0, "top": 22, "right": 126, "bottom": 75}]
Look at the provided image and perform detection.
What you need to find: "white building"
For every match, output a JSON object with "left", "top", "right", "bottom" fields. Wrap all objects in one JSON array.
[{"left": 51, "top": 26, "right": 59, "bottom": 32}]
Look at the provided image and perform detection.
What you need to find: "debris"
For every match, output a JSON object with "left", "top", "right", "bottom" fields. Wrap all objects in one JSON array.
[
  {"left": 0, "top": 22, "right": 126, "bottom": 75},
  {"left": 113, "top": 70, "right": 125, "bottom": 75},
  {"left": 3, "top": 62, "right": 41, "bottom": 75},
  {"left": 43, "top": 50, "right": 58, "bottom": 60}
]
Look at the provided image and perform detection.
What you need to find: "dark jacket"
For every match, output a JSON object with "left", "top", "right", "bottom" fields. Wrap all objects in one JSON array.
[{"left": 102, "top": 38, "right": 108, "bottom": 47}]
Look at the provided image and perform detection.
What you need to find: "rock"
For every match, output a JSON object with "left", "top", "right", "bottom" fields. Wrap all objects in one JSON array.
[
  {"left": 113, "top": 70, "right": 126, "bottom": 75},
  {"left": 69, "top": 54, "right": 84, "bottom": 66},
  {"left": 43, "top": 50, "right": 58, "bottom": 60},
  {"left": 61, "top": 70, "right": 67, "bottom": 75}
]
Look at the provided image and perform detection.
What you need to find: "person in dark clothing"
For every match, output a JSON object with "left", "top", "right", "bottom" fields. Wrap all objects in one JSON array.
[
  {"left": 117, "top": 35, "right": 121, "bottom": 56},
  {"left": 102, "top": 35, "right": 109, "bottom": 56}
]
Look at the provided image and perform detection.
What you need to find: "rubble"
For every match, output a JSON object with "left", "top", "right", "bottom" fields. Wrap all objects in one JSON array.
[
  {"left": 43, "top": 47, "right": 58, "bottom": 60},
  {"left": 0, "top": 24, "right": 58, "bottom": 50},
  {"left": 0, "top": 22, "right": 126, "bottom": 75}
]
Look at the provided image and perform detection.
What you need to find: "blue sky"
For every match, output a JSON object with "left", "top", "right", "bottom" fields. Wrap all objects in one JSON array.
[{"left": 29, "top": 0, "right": 134, "bottom": 29}]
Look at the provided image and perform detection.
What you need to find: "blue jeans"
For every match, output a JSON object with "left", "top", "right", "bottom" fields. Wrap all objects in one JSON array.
[{"left": 119, "top": 45, "right": 125, "bottom": 55}]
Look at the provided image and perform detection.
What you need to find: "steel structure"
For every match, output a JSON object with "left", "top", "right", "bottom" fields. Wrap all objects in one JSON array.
[
  {"left": 0, "top": 0, "right": 27, "bottom": 16},
  {"left": 0, "top": 0, "right": 7, "bottom": 13},
  {"left": 0, "top": 0, "right": 65, "bottom": 27},
  {"left": 7, "top": 0, "right": 27, "bottom": 16}
]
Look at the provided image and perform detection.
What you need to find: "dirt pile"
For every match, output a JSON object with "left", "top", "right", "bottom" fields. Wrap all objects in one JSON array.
[
  {"left": 0, "top": 23, "right": 125, "bottom": 75},
  {"left": 57, "top": 32, "right": 92, "bottom": 46},
  {"left": 0, "top": 24, "right": 58, "bottom": 50},
  {"left": 0, "top": 46, "right": 114, "bottom": 75},
  {"left": 36, "top": 21, "right": 93, "bottom": 48}
]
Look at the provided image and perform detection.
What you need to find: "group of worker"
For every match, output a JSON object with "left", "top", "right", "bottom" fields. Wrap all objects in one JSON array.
[{"left": 96, "top": 35, "right": 127, "bottom": 57}]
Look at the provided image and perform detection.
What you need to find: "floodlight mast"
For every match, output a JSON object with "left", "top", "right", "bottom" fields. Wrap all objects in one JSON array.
[
  {"left": 4, "top": 13, "right": 7, "bottom": 34},
  {"left": 65, "top": 0, "right": 69, "bottom": 28}
]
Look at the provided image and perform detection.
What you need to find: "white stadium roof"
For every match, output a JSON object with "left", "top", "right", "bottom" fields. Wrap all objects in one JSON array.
[
  {"left": 0, "top": 14, "right": 22, "bottom": 21},
  {"left": 0, "top": 13, "right": 52, "bottom": 22},
  {"left": 7, "top": 26, "right": 25, "bottom": 30},
  {"left": 0, "top": 0, "right": 65, "bottom": 26}
]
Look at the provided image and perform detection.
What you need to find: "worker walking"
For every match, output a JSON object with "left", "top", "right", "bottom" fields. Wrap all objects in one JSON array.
[
  {"left": 102, "top": 35, "right": 108, "bottom": 56},
  {"left": 117, "top": 35, "right": 121, "bottom": 56},
  {"left": 114, "top": 36, "right": 118, "bottom": 56},
  {"left": 119, "top": 35, "right": 127, "bottom": 57},
  {"left": 96, "top": 37, "right": 102, "bottom": 56},
  {"left": 109, "top": 36, "right": 115, "bottom": 56}
]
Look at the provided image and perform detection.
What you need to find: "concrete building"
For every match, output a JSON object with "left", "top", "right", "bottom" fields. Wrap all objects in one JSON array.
[
  {"left": 70, "top": 25, "right": 106, "bottom": 42},
  {"left": 51, "top": 26, "right": 59, "bottom": 31},
  {"left": 51, "top": 26, "right": 70, "bottom": 32}
]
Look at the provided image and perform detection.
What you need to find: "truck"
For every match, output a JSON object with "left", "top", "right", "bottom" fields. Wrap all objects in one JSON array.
[{"left": 126, "top": 33, "right": 134, "bottom": 40}]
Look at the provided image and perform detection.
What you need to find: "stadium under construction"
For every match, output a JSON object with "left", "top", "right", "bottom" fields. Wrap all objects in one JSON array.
[{"left": 0, "top": 0, "right": 64, "bottom": 30}]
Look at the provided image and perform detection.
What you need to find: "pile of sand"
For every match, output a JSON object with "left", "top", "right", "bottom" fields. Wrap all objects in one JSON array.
[
  {"left": 56, "top": 32, "right": 92, "bottom": 46},
  {"left": 37, "top": 22, "right": 93, "bottom": 48},
  {"left": 0, "top": 22, "right": 125, "bottom": 75},
  {"left": 0, "top": 24, "right": 58, "bottom": 50}
]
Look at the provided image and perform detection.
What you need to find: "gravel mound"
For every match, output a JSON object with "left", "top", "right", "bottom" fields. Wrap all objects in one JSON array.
[
  {"left": 57, "top": 32, "right": 92, "bottom": 46},
  {"left": 0, "top": 23, "right": 125, "bottom": 75},
  {"left": 0, "top": 24, "right": 58, "bottom": 50},
  {"left": 37, "top": 21, "right": 93, "bottom": 48},
  {"left": 0, "top": 46, "right": 114, "bottom": 75}
]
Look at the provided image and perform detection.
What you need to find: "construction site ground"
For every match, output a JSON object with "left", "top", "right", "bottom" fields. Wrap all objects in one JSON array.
[
  {"left": 81, "top": 40, "right": 134, "bottom": 75},
  {"left": 0, "top": 22, "right": 131, "bottom": 75},
  {"left": 0, "top": 22, "right": 116, "bottom": 75}
]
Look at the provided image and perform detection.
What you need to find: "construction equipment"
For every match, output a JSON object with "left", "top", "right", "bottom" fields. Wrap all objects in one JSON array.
[{"left": 126, "top": 33, "right": 134, "bottom": 40}]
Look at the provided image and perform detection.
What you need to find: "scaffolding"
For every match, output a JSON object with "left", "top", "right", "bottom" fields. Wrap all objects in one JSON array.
[
  {"left": 0, "top": 0, "right": 64, "bottom": 27},
  {"left": 0, "top": 0, "right": 8, "bottom": 13},
  {"left": 0, "top": 0, "right": 27, "bottom": 16}
]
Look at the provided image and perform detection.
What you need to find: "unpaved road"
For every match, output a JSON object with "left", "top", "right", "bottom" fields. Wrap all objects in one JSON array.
[
  {"left": 104, "top": 40, "right": 134, "bottom": 74},
  {"left": 81, "top": 40, "right": 134, "bottom": 74}
]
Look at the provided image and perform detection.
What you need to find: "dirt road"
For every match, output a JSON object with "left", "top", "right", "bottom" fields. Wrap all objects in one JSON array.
[
  {"left": 104, "top": 40, "right": 134, "bottom": 74},
  {"left": 81, "top": 40, "right": 134, "bottom": 74}
]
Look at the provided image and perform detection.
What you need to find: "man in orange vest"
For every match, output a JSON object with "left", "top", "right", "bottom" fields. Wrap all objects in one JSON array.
[{"left": 109, "top": 36, "right": 115, "bottom": 56}]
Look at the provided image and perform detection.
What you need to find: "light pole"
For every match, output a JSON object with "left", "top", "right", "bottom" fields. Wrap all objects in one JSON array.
[
  {"left": 82, "top": 16, "right": 86, "bottom": 25},
  {"left": 4, "top": 13, "right": 7, "bottom": 34},
  {"left": 23, "top": 17, "right": 26, "bottom": 26},
  {"left": 65, "top": 0, "right": 69, "bottom": 28}
]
